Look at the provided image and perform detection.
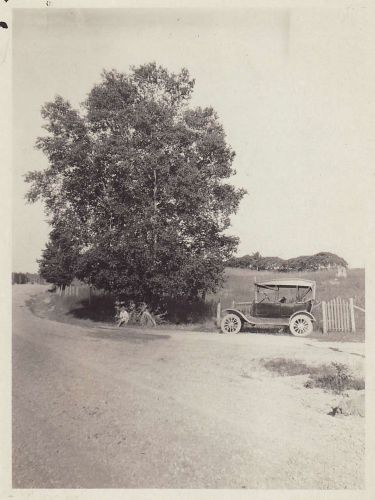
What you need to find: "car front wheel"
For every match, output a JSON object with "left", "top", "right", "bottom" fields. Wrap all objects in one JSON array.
[
  {"left": 221, "top": 314, "right": 242, "bottom": 334},
  {"left": 289, "top": 314, "right": 313, "bottom": 337}
]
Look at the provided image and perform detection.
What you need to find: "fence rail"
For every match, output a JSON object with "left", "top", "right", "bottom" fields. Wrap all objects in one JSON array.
[{"left": 353, "top": 305, "right": 366, "bottom": 313}]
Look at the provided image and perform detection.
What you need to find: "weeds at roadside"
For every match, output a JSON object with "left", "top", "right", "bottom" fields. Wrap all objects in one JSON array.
[
  {"left": 261, "top": 358, "right": 365, "bottom": 394},
  {"left": 304, "top": 362, "right": 365, "bottom": 394}
]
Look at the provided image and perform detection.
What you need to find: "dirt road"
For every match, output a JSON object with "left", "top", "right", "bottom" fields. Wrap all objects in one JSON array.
[{"left": 13, "top": 285, "right": 365, "bottom": 488}]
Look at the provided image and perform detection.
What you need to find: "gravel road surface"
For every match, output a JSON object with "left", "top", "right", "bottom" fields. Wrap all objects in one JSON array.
[{"left": 13, "top": 285, "right": 365, "bottom": 488}]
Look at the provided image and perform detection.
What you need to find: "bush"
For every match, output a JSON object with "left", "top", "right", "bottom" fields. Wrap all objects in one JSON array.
[{"left": 163, "top": 297, "right": 217, "bottom": 324}]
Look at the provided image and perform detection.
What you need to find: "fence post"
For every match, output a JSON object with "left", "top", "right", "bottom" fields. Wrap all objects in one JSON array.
[
  {"left": 336, "top": 297, "right": 339, "bottom": 331},
  {"left": 88, "top": 286, "right": 91, "bottom": 305},
  {"left": 216, "top": 302, "right": 221, "bottom": 328},
  {"left": 232, "top": 300, "right": 235, "bottom": 308},
  {"left": 349, "top": 298, "right": 356, "bottom": 333},
  {"left": 338, "top": 297, "right": 342, "bottom": 332},
  {"left": 345, "top": 300, "right": 350, "bottom": 332},
  {"left": 322, "top": 301, "right": 327, "bottom": 334}
]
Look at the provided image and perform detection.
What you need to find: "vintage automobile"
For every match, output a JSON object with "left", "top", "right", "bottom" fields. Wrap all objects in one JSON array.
[{"left": 220, "top": 278, "right": 316, "bottom": 337}]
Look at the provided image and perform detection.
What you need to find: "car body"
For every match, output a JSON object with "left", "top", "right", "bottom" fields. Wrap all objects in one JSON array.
[{"left": 221, "top": 278, "right": 316, "bottom": 336}]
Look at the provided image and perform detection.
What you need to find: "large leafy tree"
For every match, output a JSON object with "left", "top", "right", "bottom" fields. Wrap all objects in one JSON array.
[{"left": 26, "top": 63, "right": 245, "bottom": 308}]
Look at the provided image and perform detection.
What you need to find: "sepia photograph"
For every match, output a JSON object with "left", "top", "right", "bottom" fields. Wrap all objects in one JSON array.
[{"left": 3, "top": 0, "right": 374, "bottom": 495}]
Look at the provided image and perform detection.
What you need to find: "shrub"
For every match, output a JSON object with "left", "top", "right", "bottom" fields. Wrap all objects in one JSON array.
[
  {"left": 261, "top": 358, "right": 365, "bottom": 394},
  {"left": 304, "top": 362, "right": 365, "bottom": 394}
]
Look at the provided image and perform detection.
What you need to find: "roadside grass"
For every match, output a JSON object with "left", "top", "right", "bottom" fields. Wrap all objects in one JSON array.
[
  {"left": 213, "top": 268, "right": 365, "bottom": 308},
  {"left": 261, "top": 358, "right": 365, "bottom": 394},
  {"left": 27, "top": 290, "right": 116, "bottom": 327}
]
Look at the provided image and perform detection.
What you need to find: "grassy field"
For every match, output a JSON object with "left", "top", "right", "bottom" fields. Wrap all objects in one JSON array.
[{"left": 208, "top": 267, "right": 365, "bottom": 336}]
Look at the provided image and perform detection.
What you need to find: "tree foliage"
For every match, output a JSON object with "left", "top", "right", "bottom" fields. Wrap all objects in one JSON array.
[
  {"left": 226, "top": 251, "right": 348, "bottom": 271},
  {"left": 26, "top": 63, "right": 245, "bottom": 309},
  {"left": 38, "top": 226, "right": 79, "bottom": 287}
]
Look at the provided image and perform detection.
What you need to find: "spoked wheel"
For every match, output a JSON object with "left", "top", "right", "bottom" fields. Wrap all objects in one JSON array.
[
  {"left": 221, "top": 314, "right": 242, "bottom": 334},
  {"left": 289, "top": 314, "right": 313, "bottom": 337}
]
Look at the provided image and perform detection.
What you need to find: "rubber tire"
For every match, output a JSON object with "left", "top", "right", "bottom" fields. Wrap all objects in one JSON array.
[
  {"left": 289, "top": 314, "right": 313, "bottom": 337},
  {"left": 221, "top": 313, "right": 242, "bottom": 334}
]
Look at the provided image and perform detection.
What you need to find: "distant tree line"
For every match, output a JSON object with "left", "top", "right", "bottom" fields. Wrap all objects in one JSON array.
[
  {"left": 12, "top": 272, "right": 29, "bottom": 284},
  {"left": 12, "top": 272, "right": 45, "bottom": 284},
  {"left": 226, "top": 252, "right": 348, "bottom": 272}
]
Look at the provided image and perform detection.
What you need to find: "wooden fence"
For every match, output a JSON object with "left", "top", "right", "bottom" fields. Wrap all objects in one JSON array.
[
  {"left": 321, "top": 297, "right": 358, "bottom": 333},
  {"left": 55, "top": 285, "right": 104, "bottom": 303}
]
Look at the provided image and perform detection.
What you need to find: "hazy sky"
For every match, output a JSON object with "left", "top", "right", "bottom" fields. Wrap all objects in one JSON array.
[{"left": 13, "top": 7, "right": 370, "bottom": 271}]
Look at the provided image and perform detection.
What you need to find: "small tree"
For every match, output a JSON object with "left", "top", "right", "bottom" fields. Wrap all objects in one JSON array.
[{"left": 38, "top": 227, "right": 79, "bottom": 287}]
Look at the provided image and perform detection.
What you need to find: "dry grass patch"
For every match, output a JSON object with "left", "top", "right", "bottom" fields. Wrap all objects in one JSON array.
[{"left": 261, "top": 357, "right": 317, "bottom": 377}]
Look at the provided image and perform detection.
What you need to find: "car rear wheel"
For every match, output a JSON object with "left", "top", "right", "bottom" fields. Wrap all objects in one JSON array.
[
  {"left": 289, "top": 314, "right": 313, "bottom": 337},
  {"left": 221, "top": 314, "right": 242, "bottom": 334}
]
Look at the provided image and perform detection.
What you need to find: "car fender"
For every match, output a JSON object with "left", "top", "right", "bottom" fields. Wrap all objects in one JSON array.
[
  {"left": 223, "top": 309, "right": 249, "bottom": 323},
  {"left": 289, "top": 311, "right": 315, "bottom": 324}
]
